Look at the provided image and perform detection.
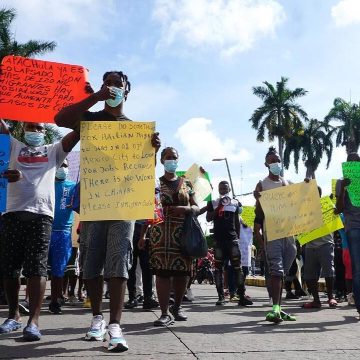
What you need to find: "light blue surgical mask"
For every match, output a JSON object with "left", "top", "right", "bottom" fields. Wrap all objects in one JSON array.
[
  {"left": 24, "top": 131, "right": 45, "bottom": 147},
  {"left": 105, "top": 87, "right": 124, "bottom": 107},
  {"left": 268, "top": 162, "right": 282, "bottom": 176},
  {"left": 164, "top": 160, "right": 178, "bottom": 173},
  {"left": 56, "top": 167, "right": 68, "bottom": 180}
]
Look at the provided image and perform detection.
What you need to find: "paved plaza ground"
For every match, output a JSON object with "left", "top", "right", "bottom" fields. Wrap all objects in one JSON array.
[{"left": 1, "top": 282, "right": 359, "bottom": 359}]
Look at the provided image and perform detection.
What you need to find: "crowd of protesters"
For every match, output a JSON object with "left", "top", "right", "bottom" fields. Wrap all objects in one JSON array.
[{"left": 0, "top": 69, "right": 359, "bottom": 354}]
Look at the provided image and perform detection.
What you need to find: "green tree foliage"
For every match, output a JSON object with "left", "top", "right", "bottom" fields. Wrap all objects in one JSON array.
[
  {"left": 283, "top": 119, "right": 333, "bottom": 179},
  {"left": 325, "top": 98, "right": 360, "bottom": 154},
  {"left": 249, "top": 77, "right": 308, "bottom": 162}
]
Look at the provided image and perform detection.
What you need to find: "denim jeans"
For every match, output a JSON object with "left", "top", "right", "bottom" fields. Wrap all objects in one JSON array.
[{"left": 346, "top": 228, "right": 360, "bottom": 312}]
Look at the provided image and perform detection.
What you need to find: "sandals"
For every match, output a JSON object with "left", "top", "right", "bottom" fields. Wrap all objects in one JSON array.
[
  {"left": 302, "top": 302, "right": 321, "bottom": 309},
  {"left": 328, "top": 298, "right": 338, "bottom": 308},
  {"left": 265, "top": 310, "right": 283, "bottom": 324},
  {"left": 153, "top": 314, "right": 174, "bottom": 327},
  {"left": 280, "top": 310, "right": 296, "bottom": 321}
]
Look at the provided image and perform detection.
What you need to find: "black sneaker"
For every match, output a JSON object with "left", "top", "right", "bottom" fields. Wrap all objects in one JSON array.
[
  {"left": 136, "top": 294, "right": 144, "bottom": 303},
  {"left": 285, "top": 292, "right": 299, "bottom": 300},
  {"left": 238, "top": 296, "right": 253, "bottom": 306},
  {"left": 124, "top": 299, "right": 138, "bottom": 309},
  {"left": 142, "top": 297, "right": 159, "bottom": 310},
  {"left": 169, "top": 305, "right": 187, "bottom": 321},
  {"left": 19, "top": 300, "right": 29, "bottom": 315},
  {"left": 295, "top": 289, "right": 307, "bottom": 297},
  {"left": 216, "top": 296, "right": 226, "bottom": 306},
  {"left": 49, "top": 301, "right": 62, "bottom": 314},
  {"left": 153, "top": 314, "right": 174, "bottom": 326}
]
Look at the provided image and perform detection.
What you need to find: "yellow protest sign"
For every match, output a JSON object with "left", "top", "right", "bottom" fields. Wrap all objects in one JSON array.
[
  {"left": 241, "top": 206, "right": 256, "bottom": 228},
  {"left": 259, "top": 179, "right": 323, "bottom": 241},
  {"left": 80, "top": 121, "right": 155, "bottom": 221},
  {"left": 297, "top": 196, "right": 343, "bottom": 245},
  {"left": 184, "top": 163, "right": 212, "bottom": 202}
]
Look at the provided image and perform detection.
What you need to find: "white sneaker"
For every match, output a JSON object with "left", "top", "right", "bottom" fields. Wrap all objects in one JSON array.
[
  {"left": 348, "top": 293, "right": 355, "bottom": 306},
  {"left": 85, "top": 315, "right": 106, "bottom": 341},
  {"left": 107, "top": 323, "right": 128, "bottom": 352},
  {"left": 186, "top": 289, "right": 195, "bottom": 301},
  {"left": 68, "top": 295, "right": 78, "bottom": 306}
]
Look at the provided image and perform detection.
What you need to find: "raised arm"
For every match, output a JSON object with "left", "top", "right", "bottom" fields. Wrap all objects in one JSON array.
[
  {"left": 61, "top": 130, "right": 80, "bottom": 153},
  {"left": 54, "top": 84, "right": 112, "bottom": 130},
  {"left": 0, "top": 120, "right": 10, "bottom": 134}
]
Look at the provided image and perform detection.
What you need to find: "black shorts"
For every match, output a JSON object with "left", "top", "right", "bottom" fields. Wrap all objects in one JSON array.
[{"left": 0, "top": 212, "right": 53, "bottom": 278}]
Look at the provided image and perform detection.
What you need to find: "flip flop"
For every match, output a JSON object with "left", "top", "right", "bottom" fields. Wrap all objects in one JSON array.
[
  {"left": 328, "top": 299, "right": 338, "bottom": 308},
  {"left": 302, "top": 302, "right": 321, "bottom": 309}
]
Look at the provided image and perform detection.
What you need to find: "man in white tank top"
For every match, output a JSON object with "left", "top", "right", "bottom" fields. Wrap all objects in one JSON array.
[{"left": 253, "top": 147, "right": 297, "bottom": 323}]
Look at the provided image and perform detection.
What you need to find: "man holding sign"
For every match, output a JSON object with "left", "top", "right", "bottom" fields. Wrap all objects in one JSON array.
[
  {"left": 0, "top": 120, "right": 79, "bottom": 341},
  {"left": 336, "top": 152, "right": 360, "bottom": 320},
  {"left": 55, "top": 70, "right": 160, "bottom": 352},
  {"left": 253, "top": 147, "right": 297, "bottom": 323}
]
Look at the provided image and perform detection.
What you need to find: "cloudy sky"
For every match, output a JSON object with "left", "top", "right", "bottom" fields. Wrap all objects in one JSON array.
[{"left": 4, "top": 0, "right": 360, "bottom": 206}]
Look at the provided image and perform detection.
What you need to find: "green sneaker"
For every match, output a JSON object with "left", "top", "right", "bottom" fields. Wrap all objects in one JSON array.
[
  {"left": 266, "top": 310, "right": 283, "bottom": 323},
  {"left": 280, "top": 310, "right": 296, "bottom": 321}
]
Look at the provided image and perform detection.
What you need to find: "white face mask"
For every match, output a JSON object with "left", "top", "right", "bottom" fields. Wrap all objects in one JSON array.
[{"left": 56, "top": 167, "right": 68, "bottom": 180}]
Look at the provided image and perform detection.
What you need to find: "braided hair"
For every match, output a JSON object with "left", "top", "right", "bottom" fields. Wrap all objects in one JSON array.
[
  {"left": 102, "top": 71, "right": 131, "bottom": 99},
  {"left": 265, "top": 146, "right": 278, "bottom": 161},
  {"left": 160, "top": 147, "right": 178, "bottom": 161}
]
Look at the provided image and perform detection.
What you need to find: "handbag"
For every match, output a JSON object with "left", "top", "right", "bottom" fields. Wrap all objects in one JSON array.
[{"left": 180, "top": 213, "right": 208, "bottom": 258}]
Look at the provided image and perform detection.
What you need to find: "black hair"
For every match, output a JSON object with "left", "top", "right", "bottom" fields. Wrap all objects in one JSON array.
[
  {"left": 219, "top": 180, "right": 229, "bottom": 186},
  {"left": 265, "top": 146, "right": 278, "bottom": 161},
  {"left": 160, "top": 147, "right": 178, "bottom": 161},
  {"left": 102, "top": 71, "right": 131, "bottom": 98}
]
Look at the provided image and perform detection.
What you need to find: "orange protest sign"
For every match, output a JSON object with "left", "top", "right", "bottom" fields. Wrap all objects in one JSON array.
[{"left": 0, "top": 56, "right": 88, "bottom": 123}]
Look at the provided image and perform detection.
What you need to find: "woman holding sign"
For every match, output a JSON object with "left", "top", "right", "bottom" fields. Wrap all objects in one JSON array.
[
  {"left": 149, "top": 147, "right": 199, "bottom": 327},
  {"left": 253, "top": 147, "right": 297, "bottom": 324}
]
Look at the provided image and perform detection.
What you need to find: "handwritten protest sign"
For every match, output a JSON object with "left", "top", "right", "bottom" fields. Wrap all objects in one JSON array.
[
  {"left": 177, "top": 168, "right": 212, "bottom": 201},
  {"left": 241, "top": 206, "right": 256, "bottom": 227},
  {"left": 259, "top": 179, "right": 323, "bottom": 241},
  {"left": 0, "top": 134, "right": 10, "bottom": 211},
  {"left": 0, "top": 56, "right": 88, "bottom": 123},
  {"left": 80, "top": 121, "right": 155, "bottom": 221},
  {"left": 297, "top": 196, "right": 344, "bottom": 245},
  {"left": 342, "top": 161, "right": 360, "bottom": 207},
  {"left": 183, "top": 163, "right": 212, "bottom": 202}
]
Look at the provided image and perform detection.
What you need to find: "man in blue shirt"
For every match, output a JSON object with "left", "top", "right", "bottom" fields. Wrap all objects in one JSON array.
[{"left": 48, "top": 159, "right": 76, "bottom": 314}]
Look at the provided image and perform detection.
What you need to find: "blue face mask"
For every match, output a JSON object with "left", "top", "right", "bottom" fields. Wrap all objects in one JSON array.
[
  {"left": 268, "top": 162, "right": 282, "bottom": 176},
  {"left": 164, "top": 160, "right": 178, "bottom": 173},
  {"left": 105, "top": 87, "right": 124, "bottom": 107},
  {"left": 24, "top": 131, "right": 45, "bottom": 147},
  {"left": 56, "top": 167, "right": 68, "bottom": 180}
]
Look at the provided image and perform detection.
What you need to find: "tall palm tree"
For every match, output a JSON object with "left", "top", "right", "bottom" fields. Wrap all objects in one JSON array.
[
  {"left": 0, "top": 7, "right": 56, "bottom": 62},
  {"left": 0, "top": 7, "right": 58, "bottom": 143},
  {"left": 249, "top": 77, "right": 308, "bottom": 162},
  {"left": 325, "top": 98, "right": 360, "bottom": 154},
  {"left": 283, "top": 119, "right": 333, "bottom": 179}
]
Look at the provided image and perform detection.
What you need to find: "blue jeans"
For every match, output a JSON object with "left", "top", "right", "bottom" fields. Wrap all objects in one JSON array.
[{"left": 346, "top": 228, "right": 360, "bottom": 312}]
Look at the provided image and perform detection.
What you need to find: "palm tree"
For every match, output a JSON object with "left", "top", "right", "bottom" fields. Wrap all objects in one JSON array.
[
  {"left": 0, "top": 7, "right": 58, "bottom": 143},
  {"left": 0, "top": 7, "right": 56, "bottom": 62},
  {"left": 249, "top": 77, "right": 308, "bottom": 162},
  {"left": 325, "top": 98, "right": 360, "bottom": 154},
  {"left": 283, "top": 119, "right": 333, "bottom": 179}
]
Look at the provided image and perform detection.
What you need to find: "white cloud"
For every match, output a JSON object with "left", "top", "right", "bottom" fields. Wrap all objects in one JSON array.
[
  {"left": 152, "top": 0, "right": 286, "bottom": 57},
  {"left": 175, "top": 117, "right": 252, "bottom": 163},
  {"left": 331, "top": 0, "right": 360, "bottom": 26},
  {"left": 2, "top": 0, "right": 117, "bottom": 41}
]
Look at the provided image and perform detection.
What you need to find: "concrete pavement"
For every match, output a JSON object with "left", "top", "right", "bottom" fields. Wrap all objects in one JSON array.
[{"left": 1, "top": 283, "right": 359, "bottom": 359}]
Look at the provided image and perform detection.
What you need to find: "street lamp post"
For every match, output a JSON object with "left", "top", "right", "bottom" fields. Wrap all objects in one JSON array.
[{"left": 212, "top": 157, "right": 236, "bottom": 199}]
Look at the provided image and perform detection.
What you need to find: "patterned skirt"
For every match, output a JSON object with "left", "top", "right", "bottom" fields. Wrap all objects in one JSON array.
[{"left": 149, "top": 215, "right": 192, "bottom": 275}]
